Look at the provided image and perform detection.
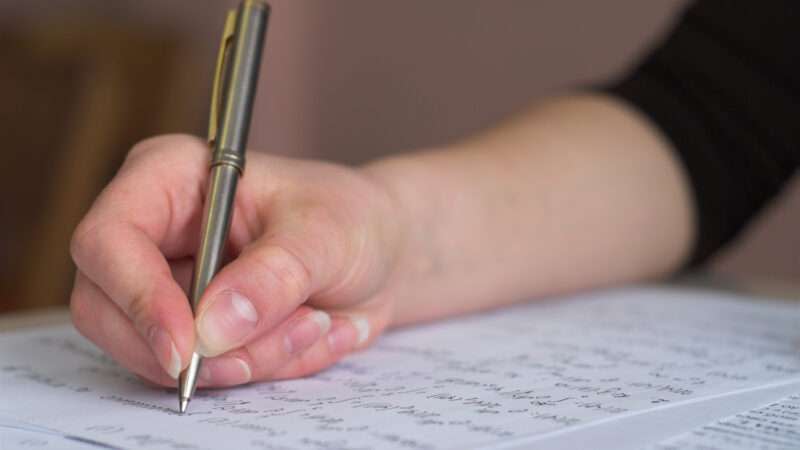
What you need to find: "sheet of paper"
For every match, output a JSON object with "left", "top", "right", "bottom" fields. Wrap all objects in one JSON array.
[
  {"left": 504, "top": 379, "right": 800, "bottom": 450},
  {"left": 647, "top": 392, "right": 800, "bottom": 450},
  {"left": 2, "top": 286, "right": 800, "bottom": 450}
]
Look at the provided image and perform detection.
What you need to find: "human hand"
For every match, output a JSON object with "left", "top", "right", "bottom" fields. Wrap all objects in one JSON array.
[{"left": 70, "top": 134, "right": 404, "bottom": 387}]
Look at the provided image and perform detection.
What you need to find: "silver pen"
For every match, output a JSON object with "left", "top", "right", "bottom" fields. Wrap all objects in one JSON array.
[{"left": 178, "top": 0, "right": 269, "bottom": 413}]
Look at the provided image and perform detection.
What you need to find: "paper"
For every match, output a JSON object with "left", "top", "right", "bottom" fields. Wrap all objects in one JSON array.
[
  {"left": 2, "top": 287, "right": 800, "bottom": 449},
  {"left": 648, "top": 392, "right": 800, "bottom": 450}
]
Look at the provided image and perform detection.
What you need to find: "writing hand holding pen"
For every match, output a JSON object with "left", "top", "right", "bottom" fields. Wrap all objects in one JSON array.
[
  {"left": 70, "top": 135, "right": 403, "bottom": 390},
  {"left": 72, "top": 0, "right": 401, "bottom": 413}
]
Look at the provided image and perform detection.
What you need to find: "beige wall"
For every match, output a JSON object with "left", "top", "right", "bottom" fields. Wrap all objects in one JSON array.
[
  {"left": 0, "top": 0, "right": 688, "bottom": 162},
  {"left": 249, "top": 1, "right": 688, "bottom": 161},
  {"left": 5, "top": 0, "right": 796, "bottom": 281}
]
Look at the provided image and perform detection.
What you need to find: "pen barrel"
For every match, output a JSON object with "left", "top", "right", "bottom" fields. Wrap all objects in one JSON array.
[
  {"left": 180, "top": 164, "right": 238, "bottom": 403},
  {"left": 184, "top": 164, "right": 240, "bottom": 408},
  {"left": 193, "top": 0, "right": 268, "bottom": 308},
  {"left": 189, "top": 164, "right": 240, "bottom": 311},
  {"left": 212, "top": 0, "right": 269, "bottom": 167},
  {"left": 179, "top": 1, "right": 269, "bottom": 409}
]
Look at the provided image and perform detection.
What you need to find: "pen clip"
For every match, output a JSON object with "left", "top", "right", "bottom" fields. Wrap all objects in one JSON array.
[{"left": 208, "top": 9, "right": 237, "bottom": 148}]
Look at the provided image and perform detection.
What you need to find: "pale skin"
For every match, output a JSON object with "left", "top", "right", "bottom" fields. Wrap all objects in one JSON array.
[{"left": 69, "top": 93, "right": 695, "bottom": 387}]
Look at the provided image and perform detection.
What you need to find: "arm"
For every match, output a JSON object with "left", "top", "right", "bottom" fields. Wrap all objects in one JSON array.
[
  {"left": 367, "top": 93, "right": 695, "bottom": 325},
  {"left": 69, "top": 94, "right": 691, "bottom": 388},
  {"left": 374, "top": 0, "right": 800, "bottom": 325},
  {"left": 70, "top": 1, "right": 797, "bottom": 387},
  {"left": 383, "top": 0, "right": 800, "bottom": 325}
]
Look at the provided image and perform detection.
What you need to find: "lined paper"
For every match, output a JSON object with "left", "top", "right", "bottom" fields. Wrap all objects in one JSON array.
[{"left": 2, "top": 287, "right": 800, "bottom": 449}]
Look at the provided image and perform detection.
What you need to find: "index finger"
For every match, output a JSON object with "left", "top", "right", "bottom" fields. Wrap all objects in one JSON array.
[{"left": 69, "top": 135, "right": 233, "bottom": 377}]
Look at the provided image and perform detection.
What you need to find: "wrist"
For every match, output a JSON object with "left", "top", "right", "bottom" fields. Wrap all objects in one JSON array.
[{"left": 358, "top": 151, "right": 446, "bottom": 325}]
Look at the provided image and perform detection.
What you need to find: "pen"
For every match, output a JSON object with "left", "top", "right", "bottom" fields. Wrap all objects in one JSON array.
[{"left": 178, "top": 0, "right": 269, "bottom": 414}]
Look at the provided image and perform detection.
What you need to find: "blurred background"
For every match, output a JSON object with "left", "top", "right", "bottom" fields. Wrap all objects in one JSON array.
[{"left": 3, "top": 0, "right": 799, "bottom": 313}]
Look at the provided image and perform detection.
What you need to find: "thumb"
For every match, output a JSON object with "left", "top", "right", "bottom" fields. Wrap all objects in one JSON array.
[{"left": 193, "top": 213, "right": 364, "bottom": 357}]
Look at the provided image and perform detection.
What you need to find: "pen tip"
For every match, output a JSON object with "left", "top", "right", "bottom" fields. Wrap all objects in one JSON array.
[{"left": 179, "top": 398, "right": 189, "bottom": 414}]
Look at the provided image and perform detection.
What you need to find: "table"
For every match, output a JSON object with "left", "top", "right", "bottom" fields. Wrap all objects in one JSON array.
[{"left": 0, "top": 306, "right": 70, "bottom": 332}]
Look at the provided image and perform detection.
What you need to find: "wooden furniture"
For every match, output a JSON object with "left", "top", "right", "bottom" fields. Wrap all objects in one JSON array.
[
  {"left": 0, "top": 17, "right": 207, "bottom": 312},
  {"left": 0, "top": 307, "right": 71, "bottom": 332}
]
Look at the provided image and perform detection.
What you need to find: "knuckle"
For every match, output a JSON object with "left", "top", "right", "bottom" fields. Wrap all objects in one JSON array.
[
  {"left": 295, "top": 205, "right": 352, "bottom": 278},
  {"left": 270, "top": 246, "right": 313, "bottom": 302},
  {"left": 69, "top": 285, "right": 93, "bottom": 335},
  {"left": 69, "top": 220, "right": 117, "bottom": 271},
  {"left": 303, "top": 205, "right": 350, "bottom": 249},
  {"left": 125, "top": 137, "right": 161, "bottom": 162},
  {"left": 299, "top": 203, "right": 341, "bottom": 229},
  {"left": 69, "top": 219, "right": 98, "bottom": 268},
  {"left": 125, "top": 292, "right": 153, "bottom": 331},
  {"left": 240, "top": 346, "right": 271, "bottom": 380},
  {"left": 254, "top": 245, "right": 313, "bottom": 303},
  {"left": 125, "top": 134, "right": 206, "bottom": 165}
]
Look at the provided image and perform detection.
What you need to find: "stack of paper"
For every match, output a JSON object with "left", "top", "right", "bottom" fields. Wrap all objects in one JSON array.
[{"left": 2, "top": 287, "right": 799, "bottom": 449}]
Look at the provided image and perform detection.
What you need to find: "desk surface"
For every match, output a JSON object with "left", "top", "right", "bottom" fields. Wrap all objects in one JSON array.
[
  {"left": 1, "top": 275, "right": 797, "bottom": 333},
  {"left": 0, "top": 306, "right": 71, "bottom": 332}
]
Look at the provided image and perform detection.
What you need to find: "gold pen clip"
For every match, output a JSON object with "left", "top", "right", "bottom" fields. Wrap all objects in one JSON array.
[{"left": 208, "top": 9, "right": 237, "bottom": 148}]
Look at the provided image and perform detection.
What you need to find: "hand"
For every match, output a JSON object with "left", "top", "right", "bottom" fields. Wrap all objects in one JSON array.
[{"left": 70, "top": 134, "right": 404, "bottom": 387}]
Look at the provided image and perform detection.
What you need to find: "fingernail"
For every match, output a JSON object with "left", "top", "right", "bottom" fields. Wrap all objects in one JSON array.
[
  {"left": 147, "top": 326, "right": 181, "bottom": 379},
  {"left": 350, "top": 315, "right": 370, "bottom": 346},
  {"left": 198, "top": 357, "right": 252, "bottom": 386},
  {"left": 327, "top": 316, "right": 369, "bottom": 355},
  {"left": 196, "top": 291, "right": 258, "bottom": 357},
  {"left": 284, "top": 310, "right": 331, "bottom": 355}
]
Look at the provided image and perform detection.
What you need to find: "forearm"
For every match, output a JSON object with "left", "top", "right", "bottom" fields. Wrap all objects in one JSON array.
[{"left": 364, "top": 93, "right": 695, "bottom": 326}]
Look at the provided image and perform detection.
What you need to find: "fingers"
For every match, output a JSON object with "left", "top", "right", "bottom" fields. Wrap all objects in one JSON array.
[
  {"left": 70, "top": 272, "right": 177, "bottom": 386},
  {"left": 71, "top": 138, "right": 401, "bottom": 388},
  {"left": 198, "top": 297, "right": 393, "bottom": 387},
  {"left": 70, "top": 135, "right": 250, "bottom": 378},
  {"left": 269, "top": 316, "right": 364, "bottom": 380},
  {"left": 272, "top": 296, "right": 395, "bottom": 380},
  {"left": 71, "top": 218, "right": 194, "bottom": 378},
  {"left": 190, "top": 156, "right": 403, "bottom": 359},
  {"left": 193, "top": 202, "right": 361, "bottom": 357},
  {"left": 196, "top": 307, "right": 319, "bottom": 387},
  {"left": 193, "top": 243, "right": 314, "bottom": 357},
  {"left": 84, "top": 134, "right": 210, "bottom": 256},
  {"left": 169, "top": 257, "right": 195, "bottom": 295}
]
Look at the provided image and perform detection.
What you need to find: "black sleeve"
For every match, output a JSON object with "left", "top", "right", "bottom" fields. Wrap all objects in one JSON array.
[{"left": 604, "top": 0, "right": 800, "bottom": 266}]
